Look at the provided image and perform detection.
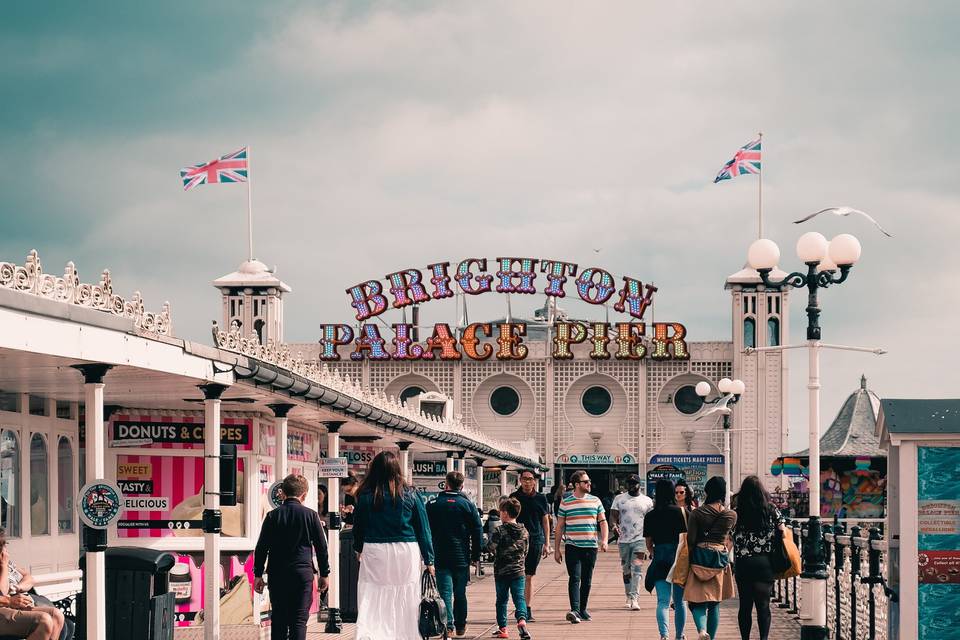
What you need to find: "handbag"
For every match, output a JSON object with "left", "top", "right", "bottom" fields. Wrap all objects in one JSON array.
[
  {"left": 418, "top": 570, "right": 448, "bottom": 639},
  {"left": 666, "top": 533, "right": 689, "bottom": 586},
  {"left": 768, "top": 527, "right": 791, "bottom": 574},
  {"left": 773, "top": 529, "right": 801, "bottom": 580}
]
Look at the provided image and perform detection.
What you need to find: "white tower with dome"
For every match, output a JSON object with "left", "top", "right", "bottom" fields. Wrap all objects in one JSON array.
[{"left": 213, "top": 259, "right": 291, "bottom": 344}]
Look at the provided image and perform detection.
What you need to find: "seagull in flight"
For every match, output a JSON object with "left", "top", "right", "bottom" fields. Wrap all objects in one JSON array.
[
  {"left": 694, "top": 393, "right": 735, "bottom": 421},
  {"left": 793, "top": 206, "right": 892, "bottom": 237}
]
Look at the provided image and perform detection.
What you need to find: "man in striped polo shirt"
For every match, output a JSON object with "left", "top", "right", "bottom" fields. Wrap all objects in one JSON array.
[{"left": 554, "top": 469, "right": 608, "bottom": 624}]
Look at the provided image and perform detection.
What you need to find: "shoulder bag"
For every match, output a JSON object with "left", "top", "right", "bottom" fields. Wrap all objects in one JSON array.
[
  {"left": 773, "top": 527, "right": 801, "bottom": 580},
  {"left": 418, "top": 570, "right": 448, "bottom": 639}
]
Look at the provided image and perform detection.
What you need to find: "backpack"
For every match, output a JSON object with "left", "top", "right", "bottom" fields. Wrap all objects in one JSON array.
[{"left": 418, "top": 570, "right": 448, "bottom": 639}]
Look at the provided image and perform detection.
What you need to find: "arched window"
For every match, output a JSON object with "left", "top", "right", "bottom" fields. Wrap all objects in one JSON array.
[
  {"left": 743, "top": 317, "right": 756, "bottom": 349},
  {"left": 399, "top": 386, "right": 425, "bottom": 405},
  {"left": 0, "top": 430, "right": 20, "bottom": 537},
  {"left": 30, "top": 434, "right": 49, "bottom": 535},
  {"left": 58, "top": 437, "right": 74, "bottom": 533},
  {"left": 768, "top": 317, "right": 780, "bottom": 347}
]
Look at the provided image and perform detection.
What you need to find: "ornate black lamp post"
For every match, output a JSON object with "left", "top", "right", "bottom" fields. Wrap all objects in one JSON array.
[{"left": 746, "top": 231, "right": 862, "bottom": 640}]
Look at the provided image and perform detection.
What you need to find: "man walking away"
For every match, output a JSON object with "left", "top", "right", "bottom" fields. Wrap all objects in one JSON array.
[
  {"left": 486, "top": 498, "right": 531, "bottom": 639},
  {"left": 509, "top": 469, "right": 550, "bottom": 622},
  {"left": 610, "top": 474, "right": 654, "bottom": 611},
  {"left": 426, "top": 471, "right": 483, "bottom": 638},
  {"left": 254, "top": 474, "right": 330, "bottom": 640},
  {"left": 554, "top": 469, "right": 608, "bottom": 624}
]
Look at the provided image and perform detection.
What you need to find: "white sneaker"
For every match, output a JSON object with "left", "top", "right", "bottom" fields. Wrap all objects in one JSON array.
[
  {"left": 630, "top": 597, "right": 641, "bottom": 611},
  {"left": 565, "top": 611, "right": 581, "bottom": 624},
  {"left": 625, "top": 597, "right": 633, "bottom": 609}
]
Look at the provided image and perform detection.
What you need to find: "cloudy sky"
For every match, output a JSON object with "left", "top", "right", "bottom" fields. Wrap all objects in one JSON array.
[{"left": 2, "top": 2, "right": 958, "bottom": 450}]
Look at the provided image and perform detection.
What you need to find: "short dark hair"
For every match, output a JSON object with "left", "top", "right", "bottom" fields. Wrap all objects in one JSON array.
[
  {"left": 519, "top": 469, "right": 536, "bottom": 479},
  {"left": 446, "top": 471, "right": 464, "bottom": 491},
  {"left": 500, "top": 497, "right": 521, "bottom": 519},
  {"left": 281, "top": 474, "right": 309, "bottom": 498},
  {"left": 704, "top": 476, "right": 726, "bottom": 504},
  {"left": 570, "top": 469, "right": 589, "bottom": 484}
]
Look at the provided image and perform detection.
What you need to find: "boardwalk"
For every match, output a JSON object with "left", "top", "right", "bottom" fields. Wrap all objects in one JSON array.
[{"left": 305, "top": 550, "right": 799, "bottom": 639}]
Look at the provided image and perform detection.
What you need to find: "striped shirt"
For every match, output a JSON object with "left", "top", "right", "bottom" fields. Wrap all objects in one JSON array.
[{"left": 558, "top": 493, "right": 605, "bottom": 548}]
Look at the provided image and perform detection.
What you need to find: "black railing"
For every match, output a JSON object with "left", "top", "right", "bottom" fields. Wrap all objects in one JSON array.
[{"left": 772, "top": 517, "right": 897, "bottom": 640}]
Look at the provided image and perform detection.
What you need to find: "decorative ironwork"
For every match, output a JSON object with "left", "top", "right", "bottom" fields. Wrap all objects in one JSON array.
[
  {"left": 211, "top": 323, "right": 539, "bottom": 463},
  {"left": 0, "top": 250, "right": 172, "bottom": 336}
]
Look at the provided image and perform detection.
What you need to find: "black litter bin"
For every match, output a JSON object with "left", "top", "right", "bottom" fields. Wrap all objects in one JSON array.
[
  {"left": 78, "top": 547, "right": 176, "bottom": 640},
  {"left": 338, "top": 527, "right": 360, "bottom": 622}
]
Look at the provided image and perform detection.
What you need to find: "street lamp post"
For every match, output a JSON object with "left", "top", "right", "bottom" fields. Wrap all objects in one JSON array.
[
  {"left": 694, "top": 378, "right": 745, "bottom": 505},
  {"left": 746, "top": 231, "right": 862, "bottom": 640}
]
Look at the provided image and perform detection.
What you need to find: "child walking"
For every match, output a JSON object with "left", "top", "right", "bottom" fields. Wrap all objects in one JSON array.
[{"left": 486, "top": 497, "right": 531, "bottom": 639}]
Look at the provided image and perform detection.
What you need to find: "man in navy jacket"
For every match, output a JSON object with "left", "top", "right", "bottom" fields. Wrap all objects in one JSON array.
[
  {"left": 426, "top": 471, "right": 483, "bottom": 637},
  {"left": 254, "top": 474, "right": 330, "bottom": 640}
]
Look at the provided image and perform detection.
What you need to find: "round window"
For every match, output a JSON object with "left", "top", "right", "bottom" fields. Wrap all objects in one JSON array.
[
  {"left": 674, "top": 385, "right": 705, "bottom": 415},
  {"left": 399, "top": 386, "right": 425, "bottom": 405},
  {"left": 581, "top": 386, "right": 612, "bottom": 416},
  {"left": 490, "top": 386, "right": 521, "bottom": 416}
]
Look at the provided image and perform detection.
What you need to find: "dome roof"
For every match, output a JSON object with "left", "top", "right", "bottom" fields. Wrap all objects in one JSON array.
[{"left": 212, "top": 260, "right": 291, "bottom": 292}]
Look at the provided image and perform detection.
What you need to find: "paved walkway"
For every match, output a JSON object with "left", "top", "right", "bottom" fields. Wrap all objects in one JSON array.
[{"left": 305, "top": 549, "right": 799, "bottom": 639}]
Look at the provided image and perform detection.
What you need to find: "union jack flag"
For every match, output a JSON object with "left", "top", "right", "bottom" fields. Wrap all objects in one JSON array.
[
  {"left": 180, "top": 147, "right": 249, "bottom": 191},
  {"left": 713, "top": 138, "right": 761, "bottom": 183}
]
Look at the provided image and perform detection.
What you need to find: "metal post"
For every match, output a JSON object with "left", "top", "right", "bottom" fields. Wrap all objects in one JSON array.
[
  {"left": 722, "top": 413, "right": 732, "bottom": 505},
  {"left": 801, "top": 337, "right": 828, "bottom": 638},
  {"left": 73, "top": 364, "right": 112, "bottom": 640},
  {"left": 500, "top": 468, "right": 508, "bottom": 499},
  {"left": 862, "top": 528, "right": 883, "bottom": 640},
  {"left": 834, "top": 523, "right": 844, "bottom": 638},
  {"left": 200, "top": 383, "right": 228, "bottom": 640},
  {"left": 323, "top": 421, "right": 346, "bottom": 633},
  {"left": 267, "top": 404, "right": 294, "bottom": 479}
]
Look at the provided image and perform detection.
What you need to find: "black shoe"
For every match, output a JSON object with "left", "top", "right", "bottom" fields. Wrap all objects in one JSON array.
[
  {"left": 526, "top": 608, "right": 536, "bottom": 622},
  {"left": 578, "top": 610, "right": 592, "bottom": 621}
]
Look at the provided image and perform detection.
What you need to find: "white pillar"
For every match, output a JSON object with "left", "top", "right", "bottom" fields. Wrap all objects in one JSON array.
[
  {"left": 500, "top": 468, "right": 508, "bottom": 499},
  {"left": 201, "top": 383, "right": 227, "bottom": 640},
  {"left": 800, "top": 340, "right": 828, "bottom": 631},
  {"left": 268, "top": 404, "right": 294, "bottom": 479},
  {"left": 807, "top": 341, "right": 821, "bottom": 516},
  {"left": 323, "top": 421, "right": 346, "bottom": 632},
  {"left": 456, "top": 451, "right": 466, "bottom": 475},
  {"left": 723, "top": 415, "right": 732, "bottom": 506},
  {"left": 75, "top": 364, "right": 111, "bottom": 640},
  {"left": 397, "top": 441, "right": 413, "bottom": 482},
  {"left": 474, "top": 458, "right": 485, "bottom": 510},
  {"left": 446, "top": 453, "right": 455, "bottom": 474}
]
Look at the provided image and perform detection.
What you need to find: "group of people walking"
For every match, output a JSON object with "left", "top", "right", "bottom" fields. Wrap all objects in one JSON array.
[{"left": 253, "top": 450, "right": 789, "bottom": 640}]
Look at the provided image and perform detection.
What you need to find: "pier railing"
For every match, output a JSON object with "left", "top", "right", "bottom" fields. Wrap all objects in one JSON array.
[{"left": 773, "top": 518, "right": 897, "bottom": 640}]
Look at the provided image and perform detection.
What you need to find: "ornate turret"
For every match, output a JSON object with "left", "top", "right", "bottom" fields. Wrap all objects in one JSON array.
[{"left": 213, "top": 260, "right": 290, "bottom": 345}]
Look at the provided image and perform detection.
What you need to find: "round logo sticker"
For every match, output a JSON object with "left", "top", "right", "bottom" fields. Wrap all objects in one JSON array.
[
  {"left": 268, "top": 481, "right": 285, "bottom": 509},
  {"left": 78, "top": 480, "right": 124, "bottom": 529}
]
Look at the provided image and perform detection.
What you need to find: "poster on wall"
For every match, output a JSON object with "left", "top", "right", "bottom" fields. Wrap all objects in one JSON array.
[
  {"left": 116, "top": 455, "right": 255, "bottom": 538},
  {"left": 917, "top": 447, "right": 960, "bottom": 640}
]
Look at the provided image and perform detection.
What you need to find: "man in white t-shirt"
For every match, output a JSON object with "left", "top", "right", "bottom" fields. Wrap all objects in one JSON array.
[{"left": 610, "top": 474, "right": 654, "bottom": 611}]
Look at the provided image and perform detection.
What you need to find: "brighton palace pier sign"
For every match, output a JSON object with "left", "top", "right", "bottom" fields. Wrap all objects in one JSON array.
[{"left": 316, "top": 257, "right": 690, "bottom": 362}]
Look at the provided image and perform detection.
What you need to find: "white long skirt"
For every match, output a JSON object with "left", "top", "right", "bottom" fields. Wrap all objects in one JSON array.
[{"left": 356, "top": 541, "right": 422, "bottom": 640}]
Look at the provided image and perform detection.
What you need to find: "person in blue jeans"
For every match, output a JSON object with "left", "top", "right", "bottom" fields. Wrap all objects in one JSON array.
[
  {"left": 485, "top": 498, "right": 531, "bottom": 639},
  {"left": 643, "top": 479, "right": 688, "bottom": 640},
  {"left": 425, "top": 471, "right": 483, "bottom": 638}
]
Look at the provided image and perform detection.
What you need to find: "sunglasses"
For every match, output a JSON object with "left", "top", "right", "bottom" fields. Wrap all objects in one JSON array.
[
  {"left": 675, "top": 489, "right": 686, "bottom": 494},
  {"left": 579, "top": 480, "right": 592, "bottom": 484}
]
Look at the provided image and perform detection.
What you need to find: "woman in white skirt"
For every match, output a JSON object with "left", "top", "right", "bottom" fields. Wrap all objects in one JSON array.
[{"left": 353, "top": 451, "right": 435, "bottom": 640}]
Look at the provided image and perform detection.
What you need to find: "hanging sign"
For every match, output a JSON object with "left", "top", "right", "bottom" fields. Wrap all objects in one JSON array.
[
  {"left": 315, "top": 257, "right": 690, "bottom": 362},
  {"left": 78, "top": 480, "right": 124, "bottom": 529},
  {"left": 318, "top": 458, "right": 349, "bottom": 478},
  {"left": 555, "top": 453, "right": 635, "bottom": 465}
]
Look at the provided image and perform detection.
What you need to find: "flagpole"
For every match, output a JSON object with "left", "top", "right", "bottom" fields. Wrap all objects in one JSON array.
[
  {"left": 246, "top": 145, "right": 254, "bottom": 261},
  {"left": 757, "top": 131, "right": 763, "bottom": 239}
]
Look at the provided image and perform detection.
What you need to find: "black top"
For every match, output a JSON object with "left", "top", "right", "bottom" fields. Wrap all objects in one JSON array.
[
  {"left": 254, "top": 498, "right": 330, "bottom": 578},
  {"left": 343, "top": 492, "right": 357, "bottom": 525},
  {"left": 510, "top": 489, "right": 550, "bottom": 543},
  {"left": 425, "top": 491, "right": 484, "bottom": 569},
  {"left": 642, "top": 505, "right": 687, "bottom": 545},
  {"left": 733, "top": 506, "right": 785, "bottom": 559}
]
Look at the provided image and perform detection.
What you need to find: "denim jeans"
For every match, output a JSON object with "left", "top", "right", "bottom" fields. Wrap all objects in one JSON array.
[
  {"left": 436, "top": 566, "right": 470, "bottom": 629},
  {"left": 495, "top": 576, "right": 527, "bottom": 629},
  {"left": 689, "top": 602, "right": 720, "bottom": 639},
  {"left": 654, "top": 580, "right": 686, "bottom": 638},
  {"left": 617, "top": 539, "right": 645, "bottom": 598},
  {"left": 563, "top": 545, "right": 598, "bottom": 614}
]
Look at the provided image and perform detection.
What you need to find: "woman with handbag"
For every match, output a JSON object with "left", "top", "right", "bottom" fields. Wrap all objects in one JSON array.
[
  {"left": 353, "top": 451, "right": 436, "bottom": 640},
  {"left": 732, "top": 476, "right": 786, "bottom": 640},
  {"left": 683, "top": 476, "right": 737, "bottom": 640},
  {"left": 643, "top": 479, "right": 688, "bottom": 640}
]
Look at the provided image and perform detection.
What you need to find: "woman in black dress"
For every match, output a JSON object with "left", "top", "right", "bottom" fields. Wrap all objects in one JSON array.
[{"left": 732, "top": 476, "right": 786, "bottom": 640}]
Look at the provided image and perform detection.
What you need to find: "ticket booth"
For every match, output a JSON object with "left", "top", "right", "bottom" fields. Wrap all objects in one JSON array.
[{"left": 877, "top": 399, "right": 960, "bottom": 640}]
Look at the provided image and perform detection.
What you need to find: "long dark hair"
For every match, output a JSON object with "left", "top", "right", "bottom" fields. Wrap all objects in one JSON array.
[
  {"left": 358, "top": 451, "right": 408, "bottom": 510},
  {"left": 735, "top": 475, "right": 774, "bottom": 532},
  {"left": 674, "top": 479, "right": 695, "bottom": 509},
  {"left": 653, "top": 479, "right": 676, "bottom": 510}
]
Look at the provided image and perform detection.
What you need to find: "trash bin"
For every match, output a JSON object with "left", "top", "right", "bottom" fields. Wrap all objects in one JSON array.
[
  {"left": 338, "top": 527, "right": 360, "bottom": 622},
  {"left": 78, "top": 547, "right": 176, "bottom": 640}
]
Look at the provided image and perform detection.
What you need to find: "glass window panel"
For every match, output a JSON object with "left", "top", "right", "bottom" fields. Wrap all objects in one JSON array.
[
  {"left": 58, "top": 437, "right": 74, "bottom": 533},
  {"left": 0, "top": 393, "right": 19, "bottom": 414},
  {"left": 674, "top": 385, "right": 705, "bottom": 415},
  {"left": 28, "top": 396, "right": 48, "bottom": 417},
  {"left": 581, "top": 386, "right": 612, "bottom": 416},
  {"left": 744, "top": 318, "right": 756, "bottom": 349},
  {"left": 0, "top": 431, "right": 20, "bottom": 537},
  {"left": 490, "top": 386, "right": 521, "bottom": 416},
  {"left": 768, "top": 317, "right": 780, "bottom": 347},
  {"left": 56, "top": 401, "right": 72, "bottom": 420},
  {"left": 30, "top": 434, "right": 49, "bottom": 535}
]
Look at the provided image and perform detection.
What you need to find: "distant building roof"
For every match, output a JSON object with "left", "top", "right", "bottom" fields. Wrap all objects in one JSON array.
[
  {"left": 212, "top": 260, "right": 291, "bottom": 292},
  {"left": 879, "top": 398, "right": 960, "bottom": 435},
  {"left": 795, "top": 375, "right": 884, "bottom": 457}
]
